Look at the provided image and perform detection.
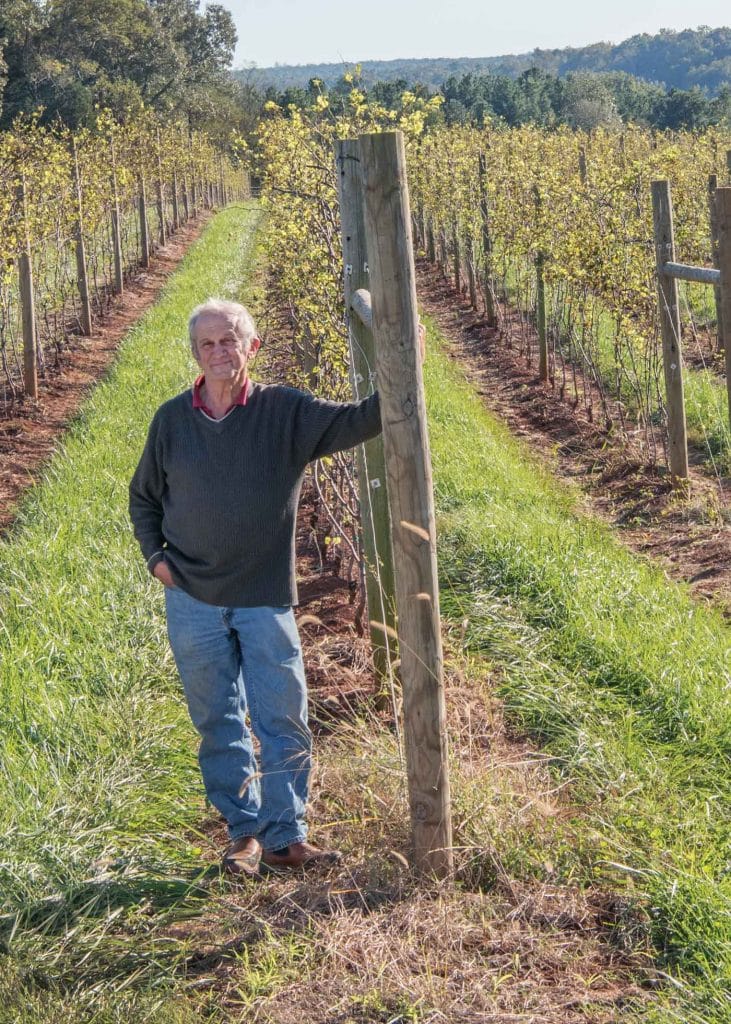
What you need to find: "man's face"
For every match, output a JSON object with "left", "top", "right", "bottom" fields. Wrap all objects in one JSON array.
[{"left": 192, "top": 311, "right": 259, "bottom": 380}]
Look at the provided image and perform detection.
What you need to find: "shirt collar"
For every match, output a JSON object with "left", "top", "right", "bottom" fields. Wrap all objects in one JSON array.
[{"left": 192, "top": 374, "right": 250, "bottom": 417}]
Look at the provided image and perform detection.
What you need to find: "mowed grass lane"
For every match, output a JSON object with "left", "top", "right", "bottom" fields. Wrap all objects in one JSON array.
[
  {"left": 0, "top": 204, "right": 261, "bottom": 1022},
  {"left": 423, "top": 318, "right": 731, "bottom": 1022}
]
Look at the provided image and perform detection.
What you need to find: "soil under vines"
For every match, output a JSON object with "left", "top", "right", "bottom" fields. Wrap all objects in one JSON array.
[{"left": 415, "top": 259, "right": 731, "bottom": 619}]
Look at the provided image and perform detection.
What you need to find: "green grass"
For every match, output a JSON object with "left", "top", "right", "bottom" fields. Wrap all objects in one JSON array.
[
  {"left": 0, "top": 202, "right": 263, "bottom": 1020},
  {"left": 3, "top": 203, "right": 730, "bottom": 1021},
  {"left": 422, "top": 314, "right": 731, "bottom": 1021}
]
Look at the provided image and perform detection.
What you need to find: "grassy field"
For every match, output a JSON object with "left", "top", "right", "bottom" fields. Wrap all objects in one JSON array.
[
  {"left": 424, "top": 319, "right": 731, "bottom": 1022},
  {"left": 0, "top": 203, "right": 264, "bottom": 1022},
  {"left": 1, "top": 203, "right": 729, "bottom": 1022}
]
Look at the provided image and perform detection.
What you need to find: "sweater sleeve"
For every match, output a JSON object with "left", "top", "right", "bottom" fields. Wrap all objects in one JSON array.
[
  {"left": 294, "top": 391, "right": 382, "bottom": 465},
  {"left": 129, "top": 410, "right": 167, "bottom": 573}
]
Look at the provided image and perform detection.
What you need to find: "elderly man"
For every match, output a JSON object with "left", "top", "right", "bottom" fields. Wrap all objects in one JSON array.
[{"left": 129, "top": 298, "right": 381, "bottom": 876}]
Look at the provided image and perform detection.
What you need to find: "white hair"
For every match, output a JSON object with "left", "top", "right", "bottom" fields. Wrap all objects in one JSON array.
[{"left": 188, "top": 299, "right": 258, "bottom": 354}]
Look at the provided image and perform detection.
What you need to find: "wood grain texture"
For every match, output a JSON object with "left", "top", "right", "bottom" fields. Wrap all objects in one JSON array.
[
  {"left": 651, "top": 179, "right": 689, "bottom": 481},
  {"left": 358, "top": 130, "right": 453, "bottom": 878},
  {"left": 335, "top": 139, "right": 397, "bottom": 693},
  {"left": 716, "top": 187, "right": 731, "bottom": 428}
]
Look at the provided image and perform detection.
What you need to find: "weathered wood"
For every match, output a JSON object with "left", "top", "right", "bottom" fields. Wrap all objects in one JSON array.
[
  {"left": 351, "top": 287, "right": 372, "bottom": 329},
  {"left": 466, "top": 235, "right": 478, "bottom": 310},
  {"left": 172, "top": 169, "right": 181, "bottom": 231},
  {"left": 182, "top": 174, "right": 190, "bottom": 222},
  {"left": 662, "top": 262, "right": 720, "bottom": 286},
  {"left": 533, "top": 185, "right": 548, "bottom": 381},
  {"left": 156, "top": 129, "right": 167, "bottom": 246},
  {"left": 452, "top": 224, "right": 461, "bottom": 294},
  {"left": 709, "top": 174, "right": 725, "bottom": 351},
  {"left": 716, "top": 187, "right": 731, "bottom": 428},
  {"left": 71, "top": 140, "right": 92, "bottom": 336},
  {"left": 336, "top": 138, "right": 398, "bottom": 695},
  {"left": 109, "top": 139, "right": 124, "bottom": 295},
  {"left": 138, "top": 175, "right": 150, "bottom": 268},
  {"left": 358, "top": 130, "right": 453, "bottom": 879},
  {"left": 478, "top": 153, "right": 497, "bottom": 327},
  {"left": 651, "top": 179, "right": 689, "bottom": 481},
  {"left": 536, "top": 253, "right": 548, "bottom": 380},
  {"left": 438, "top": 229, "right": 448, "bottom": 276},
  {"left": 16, "top": 176, "right": 38, "bottom": 398},
  {"left": 426, "top": 215, "right": 436, "bottom": 263}
]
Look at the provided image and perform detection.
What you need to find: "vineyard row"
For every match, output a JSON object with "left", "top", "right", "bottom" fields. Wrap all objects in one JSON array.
[{"left": 1, "top": 114, "right": 250, "bottom": 407}]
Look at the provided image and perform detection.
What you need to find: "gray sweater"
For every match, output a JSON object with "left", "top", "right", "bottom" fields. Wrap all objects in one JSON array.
[{"left": 129, "top": 381, "right": 381, "bottom": 607}]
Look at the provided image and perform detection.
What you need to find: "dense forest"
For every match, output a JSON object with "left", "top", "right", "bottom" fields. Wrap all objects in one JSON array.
[{"left": 238, "top": 25, "right": 731, "bottom": 94}]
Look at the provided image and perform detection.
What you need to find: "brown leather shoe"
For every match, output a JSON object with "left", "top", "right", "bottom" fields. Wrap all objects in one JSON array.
[
  {"left": 260, "top": 841, "right": 342, "bottom": 872},
  {"left": 222, "top": 836, "right": 262, "bottom": 876}
]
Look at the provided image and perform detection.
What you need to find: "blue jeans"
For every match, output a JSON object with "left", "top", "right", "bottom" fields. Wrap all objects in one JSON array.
[{"left": 164, "top": 586, "right": 310, "bottom": 851}]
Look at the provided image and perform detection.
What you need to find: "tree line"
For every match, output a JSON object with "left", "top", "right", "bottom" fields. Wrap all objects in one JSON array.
[
  {"left": 0, "top": 0, "right": 261, "bottom": 143},
  {"left": 238, "top": 26, "right": 731, "bottom": 95}
]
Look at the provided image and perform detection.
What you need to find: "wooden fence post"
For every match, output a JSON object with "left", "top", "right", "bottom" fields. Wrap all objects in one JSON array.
[
  {"left": 16, "top": 176, "right": 38, "bottom": 399},
  {"left": 110, "top": 139, "right": 124, "bottom": 295},
  {"left": 182, "top": 173, "right": 190, "bottom": 222},
  {"left": 358, "top": 130, "right": 453, "bottom": 879},
  {"left": 478, "top": 153, "right": 497, "bottom": 327},
  {"left": 716, "top": 186, "right": 731, "bottom": 429},
  {"left": 71, "top": 140, "right": 92, "bottom": 336},
  {"left": 336, "top": 138, "right": 398, "bottom": 694},
  {"left": 172, "top": 168, "right": 181, "bottom": 231},
  {"left": 651, "top": 179, "right": 689, "bottom": 482},
  {"left": 138, "top": 175, "right": 150, "bottom": 268},
  {"left": 466, "top": 235, "right": 478, "bottom": 310},
  {"left": 426, "top": 215, "right": 436, "bottom": 264},
  {"left": 533, "top": 185, "right": 548, "bottom": 381},
  {"left": 438, "top": 228, "right": 448, "bottom": 276},
  {"left": 708, "top": 175, "right": 724, "bottom": 352},
  {"left": 452, "top": 222, "right": 461, "bottom": 294},
  {"left": 156, "top": 129, "right": 167, "bottom": 246}
]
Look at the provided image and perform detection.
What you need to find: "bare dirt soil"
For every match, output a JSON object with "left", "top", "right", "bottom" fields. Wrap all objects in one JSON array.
[{"left": 416, "top": 259, "right": 731, "bottom": 618}]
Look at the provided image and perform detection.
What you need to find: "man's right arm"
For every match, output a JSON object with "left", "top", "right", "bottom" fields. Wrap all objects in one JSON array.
[{"left": 129, "top": 412, "right": 167, "bottom": 576}]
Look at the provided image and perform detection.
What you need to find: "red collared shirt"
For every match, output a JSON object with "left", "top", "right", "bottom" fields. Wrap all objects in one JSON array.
[{"left": 192, "top": 375, "right": 250, "bottom": 419}]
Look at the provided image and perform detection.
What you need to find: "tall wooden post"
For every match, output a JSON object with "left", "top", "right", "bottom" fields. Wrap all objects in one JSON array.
[
  {"left": 358, "top": 130, "right": 453, "bottom": 879},
  {"left": 182, "top": 173, "right": 190, "bottom": 222},
  {"left": 16, "top": 176, "right": 38, "bottom": 398},
  {"left": 110, "top": 139, "right": 124, "bottom": 295},
  {"left": 716, "top": 187, "right": 731, "bottom": 429},
  {"left": 466, "top": 235, "right": 478, "bottom": 310},
  {"left": 426, "top": 215, "right": 436, "bottom": 264},
  {"left": 533, "top": 186, "right": 548, "bottom": 381},
  {"left": 156, "top": 129, "right": 167, "bottom": 246},
  {"left": 452, "top": 223, "right": 461, "bottom": 294},
  {"left": 651, "top": 180, "right": 689, "bottom": 481},
  {"left": 336, "top": 139, "right": 398, "bottom": 694},
  {"left": 71, "top": 140, "right": 92, "bottom": 336},
  {"left": 478, "top": 153, "right": 497, "bottom": 327},
  {"left": 709, "top": 175, "right": 725, "bottom": 352},
  {"left": 171, "top": 168, "right": 181, "bottom": 231},
  {"left": 138, "top": 175, "right": 150, "bottom": 269},
  {"left": 438, "top": 229, "right": 448, "bottom": 276}
]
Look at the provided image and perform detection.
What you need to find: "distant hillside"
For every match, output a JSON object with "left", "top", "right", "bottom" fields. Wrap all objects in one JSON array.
[{"left": 235, "top": 26, "right": 731, "bottom": 95}]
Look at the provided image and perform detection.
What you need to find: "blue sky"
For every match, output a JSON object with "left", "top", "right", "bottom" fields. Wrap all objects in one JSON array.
[{"left": 223, "top": 0, "right": 729, "bottom": 68}]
